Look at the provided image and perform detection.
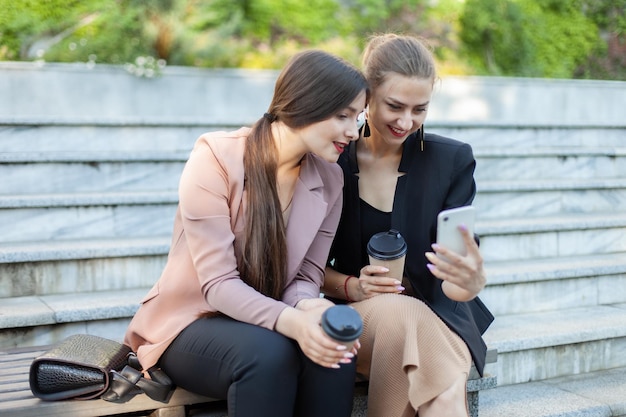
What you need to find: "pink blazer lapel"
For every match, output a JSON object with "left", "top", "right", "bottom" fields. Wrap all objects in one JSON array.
[{"left": 285, "top": 155, "right": 328, "bottom": 278}]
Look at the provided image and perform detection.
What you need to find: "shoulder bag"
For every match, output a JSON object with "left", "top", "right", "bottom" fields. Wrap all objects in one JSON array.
[{"left": 29, "top": 334, "right": 173, "bottom": 403}]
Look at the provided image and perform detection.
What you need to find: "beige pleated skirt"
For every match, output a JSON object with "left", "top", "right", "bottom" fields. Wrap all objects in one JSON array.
[{"left": 351, "top": 293, "right": 471, "bottom": 417}]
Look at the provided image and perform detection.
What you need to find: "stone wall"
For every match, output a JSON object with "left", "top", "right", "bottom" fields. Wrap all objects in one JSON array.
[{"left": 2, "top": 61, "right": 624, "bottom": 127}]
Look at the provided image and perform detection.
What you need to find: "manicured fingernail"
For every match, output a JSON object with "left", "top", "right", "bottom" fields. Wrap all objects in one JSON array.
[
  {"left": 393, "top": 280, "right": 402, "bottom": 285},
  {"left": 426, "top": 264, "right": 435, "bottom": 271},
  {"left": 343, "top": 352, "right": 354, "bottom": 359},
  {"left": 336, "top": 345, "right": 347, "bottom": 351},
  {"left": 459, "top": 224, "right": 468, "bottom": 231},
  {"left": 397, "top": 286, "right": 405, "bottom": 291},
  {"left": 331, "top": 364, "right": 340, "bottom": 369},
  {"left": 431, "top": 243, "right": 440, "bottom": 250},
  {"left": 340, "top": 358, "right": 352, "bottom": 364}
]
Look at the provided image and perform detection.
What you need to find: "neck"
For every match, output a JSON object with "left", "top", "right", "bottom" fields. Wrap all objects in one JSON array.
[
  {"left": 359, "top": 133, "right": 403, "bottom": 160},
  {"left": 272, "top": 123, "right": 306, "bottom": 174}
]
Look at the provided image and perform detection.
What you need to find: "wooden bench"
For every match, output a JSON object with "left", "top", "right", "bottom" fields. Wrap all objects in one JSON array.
[
  {"left": 1, "top": 345, "right": 496, "bottom": 417},
  {"left": 0, "top": 345, "right": 221, "bottom": 417}
]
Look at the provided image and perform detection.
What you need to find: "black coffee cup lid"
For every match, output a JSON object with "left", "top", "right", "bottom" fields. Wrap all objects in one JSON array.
[
  {"left": 321, "top": 305, "right": 363, "bottom": 342},
  {"left": 367, "top": 229, "right": 407, "bottom": 261}
]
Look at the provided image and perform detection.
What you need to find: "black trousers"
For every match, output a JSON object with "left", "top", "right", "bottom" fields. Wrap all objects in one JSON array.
[{"left": 160, "top": 316, "right": 357, "bottom": 417}]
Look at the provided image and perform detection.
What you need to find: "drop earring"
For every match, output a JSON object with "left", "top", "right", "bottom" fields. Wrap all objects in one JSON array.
[
  {"left": 419, "top": 125, "right": 424, "bottom": 151},
  {"left": 362, "top": 119, "right": 371, "bottom": 138}
]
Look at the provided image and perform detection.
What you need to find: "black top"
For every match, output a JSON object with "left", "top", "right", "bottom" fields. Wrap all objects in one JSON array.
[
  {"left": 328, "top": 131, "right": 494, "bottom": 375},
  {"left": 359, "top": 198, "right": 392, "bottom": 263}
]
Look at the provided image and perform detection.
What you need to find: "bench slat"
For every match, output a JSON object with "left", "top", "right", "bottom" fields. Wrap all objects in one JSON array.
[
  {"left": 0, "top": 388, "right": 217, "bottom": 417},
  {"left": 0, "top": 380, "right": 31, "bottom": 396}
]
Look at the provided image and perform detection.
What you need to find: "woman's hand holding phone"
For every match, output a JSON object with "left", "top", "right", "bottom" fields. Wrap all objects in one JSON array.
[{"left": 425, "top": 206, "right": 486, "bottom": 301}]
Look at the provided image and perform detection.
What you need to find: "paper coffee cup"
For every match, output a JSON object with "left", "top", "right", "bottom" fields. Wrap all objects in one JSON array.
[
  {"left": 320, "top": 305, "right": 363, "bottom": 350},
  {"left": 367, "top": 229, "right": 407, "bottom": 280}
]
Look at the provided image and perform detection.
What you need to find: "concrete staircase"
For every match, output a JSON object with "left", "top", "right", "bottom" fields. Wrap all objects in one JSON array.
[
  {"left": 1, "top": 62, "right": 626, "bottom": 416},
  {"left": 445, "top": 125, "right": 626, "bottom": 416}
]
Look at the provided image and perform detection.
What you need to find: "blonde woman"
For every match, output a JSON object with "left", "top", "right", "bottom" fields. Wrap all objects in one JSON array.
[{"left": 324, "top": 34, "right": 494, "bottom": 417}]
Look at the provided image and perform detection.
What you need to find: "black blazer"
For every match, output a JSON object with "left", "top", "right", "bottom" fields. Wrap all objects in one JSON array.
[{"left": 328, "top": 131, "right": 494, "bottom": 375}]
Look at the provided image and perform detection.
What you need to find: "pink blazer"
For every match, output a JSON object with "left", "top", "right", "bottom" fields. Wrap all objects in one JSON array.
[{"left": 124, "top": 127, "right": 344, "bottom": 369}]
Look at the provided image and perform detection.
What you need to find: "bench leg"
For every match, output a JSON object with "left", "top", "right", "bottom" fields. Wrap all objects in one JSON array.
[
  {"left": 148, "top": 405, "right": 186, "bottom": 417},
  {"left": 467, "top": 391, "right": 479, "bottom": 417}
]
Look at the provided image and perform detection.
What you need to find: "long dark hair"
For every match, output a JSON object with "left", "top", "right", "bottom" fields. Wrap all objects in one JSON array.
[{"left": 241, "top": 50, "right": 368, "bottom": 300}]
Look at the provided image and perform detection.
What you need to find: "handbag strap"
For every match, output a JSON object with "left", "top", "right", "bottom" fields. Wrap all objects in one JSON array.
[{"left": 101, "top": 353, "right": 173, "bottom": 403}]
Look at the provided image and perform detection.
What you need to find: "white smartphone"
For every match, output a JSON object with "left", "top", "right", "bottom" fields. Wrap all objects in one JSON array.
[{"left": 436, "top": 206, "right": 476, "bottom": 259}]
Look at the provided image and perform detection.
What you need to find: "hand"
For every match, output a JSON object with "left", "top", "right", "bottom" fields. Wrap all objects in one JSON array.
[
  {"left": 424, "top": 224, "right": 486, "bottom": 301},
  {"left": 278, "top": 302, "right": 359, "bottom": 368},
  {"left": 350, "top": 265, "right": 406, "bottom": 302},
  {"left": 295, "top": 297, "right": 334, "bottom": 312}
]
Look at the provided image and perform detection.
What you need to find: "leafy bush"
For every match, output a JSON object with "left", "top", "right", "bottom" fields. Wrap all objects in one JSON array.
[{"left": 460, "top": 0, "right": 600, "bottom": 78}]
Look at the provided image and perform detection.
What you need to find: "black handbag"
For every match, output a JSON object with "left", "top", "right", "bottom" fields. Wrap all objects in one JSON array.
[{"left": 29, "top": 334, "right": 173, "bottom": 403}]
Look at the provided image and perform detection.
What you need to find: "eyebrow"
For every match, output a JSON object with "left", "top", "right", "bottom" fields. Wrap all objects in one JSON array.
[{"left": 387, "top": 98, "right": 430, "bottom": 107}]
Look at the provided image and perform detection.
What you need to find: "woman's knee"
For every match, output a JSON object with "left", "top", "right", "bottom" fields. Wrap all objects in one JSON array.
[
  {"left": 241, "top": 330, "right": 300, "bottom": 375},
  {"left": 359, "top": 294, "right": 430, "bottom": 328}
]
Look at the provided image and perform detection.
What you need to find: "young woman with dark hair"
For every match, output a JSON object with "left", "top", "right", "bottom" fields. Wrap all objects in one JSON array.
[{"left": 125, "top": 50, "right": 368, "bottom": 417}]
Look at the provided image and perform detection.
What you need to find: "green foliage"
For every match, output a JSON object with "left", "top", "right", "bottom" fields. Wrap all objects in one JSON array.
[
  {"left": 576, "top": 0, "right": 626, "bottom": 79},
  {"left": 0, "top": 0, "right": 623, "bottom": 79},
  {"left": 0, "top": 0, "right": 102, "bottom": 59},
  {"left": 582, "top": 0, "right": 626, "bottom": 33},
  {"left": 244, "top": 0, "right": 341, "bottom": 43},
  {"left": 44, "top": 3, "right": 151, "bottom": 64},
  {"left": 460, "top": 0, "right": 600, "bottom": 78},
  {"left": 339, "top": 0, "right": 425, "bottom": 37},
  {"left": 0, "top": 0, "right": 162, "bottom": 63}
]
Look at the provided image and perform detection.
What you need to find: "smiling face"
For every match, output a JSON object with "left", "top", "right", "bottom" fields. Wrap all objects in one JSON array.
[
  {"left": 299, "top": 90, "right": 367, "bottom": 162},
  {"left": 367, "top": 73, "right": 433, "bottom": 146}
]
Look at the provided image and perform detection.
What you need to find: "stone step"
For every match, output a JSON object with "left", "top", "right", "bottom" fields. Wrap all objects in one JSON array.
[
  {"left": 0, "top": 212, "right": 623, "bottom": 296},
  {"left": 0, "top": 177, "right": 623, "bottom": 243},
  {"left": 2, "top": 149, "right": 625, "bottom": 195},
  {"left": 2, "top": 142, "right": 623, "bottom": 206},
  {"left": 0, "top": 288, "right": 143, "bottom": 348},
  {"left": 3, "top": 120, "right": 624, "bottom": 154},
  {"left": 483, "top": 304, "right": 626, "bottom": 386},
  {"left": 433, "top": 125, "right": 626, "bottom": 149},
  {"left": 474, "top": 147, "right": 626, "bottom": 182},
  {"left": 0, "top": 191, "right": 179, "bottom": 208},
  {"left": 0, "top": 122, "right": 212, "bottom": 153},
  {"left": 3, "top": 240, "right": 623, "bottom": 315},
  {"left": 477, "top": 211, "right": 626, "bottom": 262},
  {"left": 0, "top": 192, "right": 178, "bottom": 243},
  {"left": 0, "top": 237, "right": 168, "bottom": 298},
  {"left": 0, "top": 159, "right": 185, "bottom": 194},
  {"left": 482, "top": 253, "right": 626, "bottom": 316},
  {"left": 0, "top": 174, "right": 623, "bottom": 222},
  {"left": 475, "top": 178, "right": 626, "bottom": 219},
  {"left": 479, "top": 366, "right": 626, "bottom": 417}
]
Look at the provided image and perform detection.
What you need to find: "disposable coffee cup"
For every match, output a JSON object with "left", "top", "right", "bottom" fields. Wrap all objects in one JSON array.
[
  {"left": 320, "top": 305, "right": 363, "bottom": 349},
  {"left": 367, "top": 229, "right": 407, "bottom": 280}
]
